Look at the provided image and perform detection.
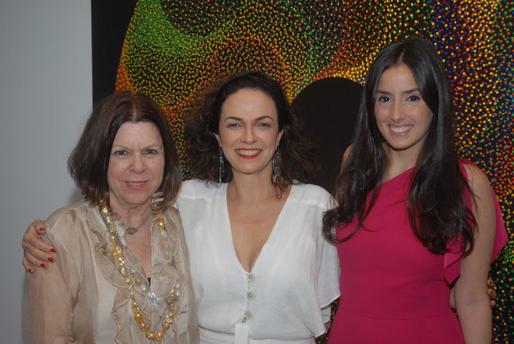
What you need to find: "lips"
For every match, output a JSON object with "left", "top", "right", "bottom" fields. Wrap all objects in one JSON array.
[
  {"left": 124, "top": 181, "right": 148, "bottom": 190},
  {"left": 389, "top": 125, "right": 412, "bottom": 136},
  {"left": 235, "top": 149, "right": 261, "bottom": 159}
]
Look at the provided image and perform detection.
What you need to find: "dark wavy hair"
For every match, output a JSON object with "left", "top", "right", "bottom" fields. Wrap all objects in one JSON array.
[
  {"left": 323, "top": 38, "right": 475, "bottom": 255},
  {"left": 68, "top": 91, "right": 182, "bottom": 208},
  {"left": 185, "top": 71, "right": 318, "bottom": 192}
]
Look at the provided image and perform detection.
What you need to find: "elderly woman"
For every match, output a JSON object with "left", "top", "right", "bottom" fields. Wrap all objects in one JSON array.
[
  {"left": 23, "top": 72, "right": 340, "bottom": 343},
  {"left": 23, "top": 92, "right": 198, "bottom": 343}
]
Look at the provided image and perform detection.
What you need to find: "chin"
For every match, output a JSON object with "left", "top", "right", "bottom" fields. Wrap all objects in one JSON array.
[{"left": 121, "top": 195, "right": 153, "bottom": 207}]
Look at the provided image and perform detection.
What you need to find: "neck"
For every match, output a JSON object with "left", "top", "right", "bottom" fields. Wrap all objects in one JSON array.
[
  {"left": 383, "top": 147, "right": 419, "bottom": 180},
  {"left": 228, "top": 170, "right": 280, "bottom": 203},
  {"left": 109, "top": 198, "right": 153, "bottom": 229}
]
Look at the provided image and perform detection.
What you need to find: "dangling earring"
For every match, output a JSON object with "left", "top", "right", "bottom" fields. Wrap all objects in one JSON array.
[
  {"left": 272, "top": 150, "right": 281, "bottom": 184},
  {"left": 151, "top": 191, "right": 165, "bottom": 213},
  {"left": 218, "top": 148, "right": 225, "bottom": 184}
]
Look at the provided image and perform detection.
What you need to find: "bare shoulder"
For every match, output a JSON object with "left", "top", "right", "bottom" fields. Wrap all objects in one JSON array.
[
  {"left": 342, "top": 145, "right": 352, "bottom": 163},
  {"left": 461, "top": 162, "right": 496, "bottom": 240},
  {"left": 337, "top": 145, "right": 353, "bottom": 173},
  {"left": 461, "top": 163, "right": 493, "bottom": 197}
]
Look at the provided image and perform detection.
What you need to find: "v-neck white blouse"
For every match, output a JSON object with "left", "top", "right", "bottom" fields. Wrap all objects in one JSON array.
[{"left": 177, "top": 180, "right": 340, "bottom": 343}]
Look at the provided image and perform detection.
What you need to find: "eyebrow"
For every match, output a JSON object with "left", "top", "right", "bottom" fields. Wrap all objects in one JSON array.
[
  {"left": 223, "top": 115, "right": 275, "bottom": 122},
  {"left": 376, "top": 88, "right": 420, "bottom": 94},
  {"left": 111, "top": 143, "right": 163, "bottom": 149}
]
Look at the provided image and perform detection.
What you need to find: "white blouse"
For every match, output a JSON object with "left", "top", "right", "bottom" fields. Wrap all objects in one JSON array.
[{"left": 177, "top": 180, "right": 340, "bottom": 344}]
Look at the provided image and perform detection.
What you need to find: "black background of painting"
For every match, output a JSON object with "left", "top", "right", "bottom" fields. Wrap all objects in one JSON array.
[
  {"left": 91, "top": 0, "right": 362, "bottom": 190},
  {"left": 292, "top": 78, "right": 362, "bottom": 192},
  {"left": 92, "top": 0, "right": 137, "bottom": 104}
]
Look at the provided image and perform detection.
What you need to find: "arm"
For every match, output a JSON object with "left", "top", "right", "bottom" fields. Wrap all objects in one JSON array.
[
  {"left": 454, "top": 165, "right": 496, "bottom": 343},
  {"left": 24, "top": 226, "right": 78, "bottom": 343},
  {"left": 449, "top": 278, "right": 497, "bottom": 310},
  {"left": 22, "top": 220, "right": 56, "bottom": 272}
]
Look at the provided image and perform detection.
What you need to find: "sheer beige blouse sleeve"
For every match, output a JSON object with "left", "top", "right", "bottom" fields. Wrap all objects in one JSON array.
[{"left": 23, "top": 201, "right": 198, "bottom": 344}]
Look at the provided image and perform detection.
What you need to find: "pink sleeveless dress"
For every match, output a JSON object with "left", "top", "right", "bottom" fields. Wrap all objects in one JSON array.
[{"left": 328, "top": 164, "right": 507, "bottom": 343}]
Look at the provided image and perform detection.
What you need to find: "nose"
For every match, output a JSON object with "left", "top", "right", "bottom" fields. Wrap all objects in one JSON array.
[
  {"left": 391, "top": 100, "right": 405, "bottom": 122},
  {"left": 129, "top": 152, "right": 145, "bottom": 172},
  {"left": 242, "top": 126, "right": 257, "bottom": 143}
]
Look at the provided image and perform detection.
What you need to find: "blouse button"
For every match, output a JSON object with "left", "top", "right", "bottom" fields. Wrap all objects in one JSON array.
[
  {"left": 247, "top": 272, "right": 255, "bottom": 281},
  {"left": 244, "top": 310, "right": 253, "bottom": 320},
  {"left": 246, "top": 291, "right": 254, "bottom": 299}
]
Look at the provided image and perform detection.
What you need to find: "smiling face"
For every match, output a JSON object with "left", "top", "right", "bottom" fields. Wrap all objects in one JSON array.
[
  {"left": 215, "top": 88, "right": 283, "bottom": 180},
  {"left": 107, "top": 121, "right": 165, "bottom": 210},
  {"left": 374, "top": 63, "right": 433, "bottom": 162}
]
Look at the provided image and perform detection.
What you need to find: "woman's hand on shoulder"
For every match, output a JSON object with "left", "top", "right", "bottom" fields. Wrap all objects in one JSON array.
[{"left": 22, "top": 220, "right": 55, "bottom": 272}]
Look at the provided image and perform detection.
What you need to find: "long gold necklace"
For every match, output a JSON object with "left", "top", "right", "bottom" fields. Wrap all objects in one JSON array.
[{"left": 98, "top": 201, "right": 180, "bottom": 341}]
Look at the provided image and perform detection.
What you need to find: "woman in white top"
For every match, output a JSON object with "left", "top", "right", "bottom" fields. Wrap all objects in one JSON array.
[{"left": 22, "top": 72, "right": 340, "bottom": 343}]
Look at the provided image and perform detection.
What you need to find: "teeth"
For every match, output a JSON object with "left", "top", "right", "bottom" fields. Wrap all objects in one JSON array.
[
  {"left": 237, "top": 149, "right": 259, "bottom": 156},
  {"left": 390, "top": 126, "right": 411, "bottom": 133}
]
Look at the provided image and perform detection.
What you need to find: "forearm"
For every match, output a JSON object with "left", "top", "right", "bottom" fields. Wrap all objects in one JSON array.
[
  {"left": 23, "top": 233, "right": 77, "bottom": 343},
  {"left": 456, "top": 299, "right": 491, "bottom": 344},
  {"left": 24, "top": 272, "right": 74, "bottom": 343}
]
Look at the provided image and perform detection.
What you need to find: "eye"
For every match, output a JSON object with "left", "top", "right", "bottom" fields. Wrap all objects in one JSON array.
[
  {"left": 377, "top": 95, "right": 391, "bottom": 103},
  {"left": 142, "top": 148, "right": 160, "bottom": 156},
  {"left": 226, "top": 122, "right": 242, "bottom": 128},
  {"left": 406, "top": 94, "right": 421, "bottom": 102},
  {"left": 112, "top": 149, "right": 129, "bottom": 157},
  {"left": 257, "top": 121, "right": 273, "bottom": 128}
]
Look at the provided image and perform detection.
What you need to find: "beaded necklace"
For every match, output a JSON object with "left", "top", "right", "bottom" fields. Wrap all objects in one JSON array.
[{"left": 98, "top": 202, "right": 180, "bottom": 341}]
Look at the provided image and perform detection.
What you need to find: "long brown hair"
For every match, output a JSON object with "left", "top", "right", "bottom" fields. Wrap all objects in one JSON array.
[{"left": 323, "top": 38, "right": 475, "bottom": 256}]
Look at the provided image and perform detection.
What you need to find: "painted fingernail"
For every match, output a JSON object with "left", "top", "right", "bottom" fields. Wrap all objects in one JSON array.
[
  {"left": 38, "top": 227, "right": 45, "bottom": 233},
  {"left": 40, "top": 262, "right": 46, "bottom": 268},
  {"left": 27, "top": 268, "right": 33, "bottom": 273},
  {"left": 48, "top": 257, "right": 54, "bottom": 263},
  {"left": 50, "top": 247, "right": 57, "bottom": 253}
]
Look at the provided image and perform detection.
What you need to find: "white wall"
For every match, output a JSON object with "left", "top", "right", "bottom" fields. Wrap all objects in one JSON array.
[{"left": 0, "top": 0, "right": 92, "bottom": 342}]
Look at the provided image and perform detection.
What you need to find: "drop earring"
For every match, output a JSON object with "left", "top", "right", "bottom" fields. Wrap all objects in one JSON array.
[
  {"left": 218, "top": 148, "right": 224, "bottom": 184},
  {"left": 272, "top": 150, "right": 281, "bottom": 184}
]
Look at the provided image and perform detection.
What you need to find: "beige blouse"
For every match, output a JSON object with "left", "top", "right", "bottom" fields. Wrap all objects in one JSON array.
[{"left": 24, "top": 201, "right": 198, "bottom": 344}]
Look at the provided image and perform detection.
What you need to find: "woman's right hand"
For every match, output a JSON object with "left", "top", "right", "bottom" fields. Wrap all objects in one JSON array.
[{"left": 21, "top": 220, "right": 55, "bottom": 272}]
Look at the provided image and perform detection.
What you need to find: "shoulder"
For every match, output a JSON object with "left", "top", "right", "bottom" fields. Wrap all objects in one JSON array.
[
  {"left": 459, "top": 160, "right": 497, "bottom": 228},
  {"left": 290, "top": 183, "right": 335, "bottom": 210},
  {"left": 163, "top": 205, "right": 182, "bottom": 226},
  {"left": 46, "top": 201, "right": 90, "bottom": 230},
  {"left": 339, "top": 145, "right": 352, "bottom": 169},
  {"left": 459, "top": 160, "right": 492, "bottom": 194},
  {"left": 44, "top": 201, "right": 92, "bottom": 244},
  {"left": 342, "top": 145, "right": 352, "bottom": 162},
  {"left": 178, "top": 179, "right": 221, "bottom": 200}
]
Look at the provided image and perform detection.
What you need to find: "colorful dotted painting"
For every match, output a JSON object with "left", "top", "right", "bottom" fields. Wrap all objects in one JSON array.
[{"left": 115, "top": 1, "right": 513, "bottom": 339}]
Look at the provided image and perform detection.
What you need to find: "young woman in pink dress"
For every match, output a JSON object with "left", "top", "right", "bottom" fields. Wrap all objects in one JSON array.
[{"left": 323, "top": 37, "right": 507, "bottom": 343}]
